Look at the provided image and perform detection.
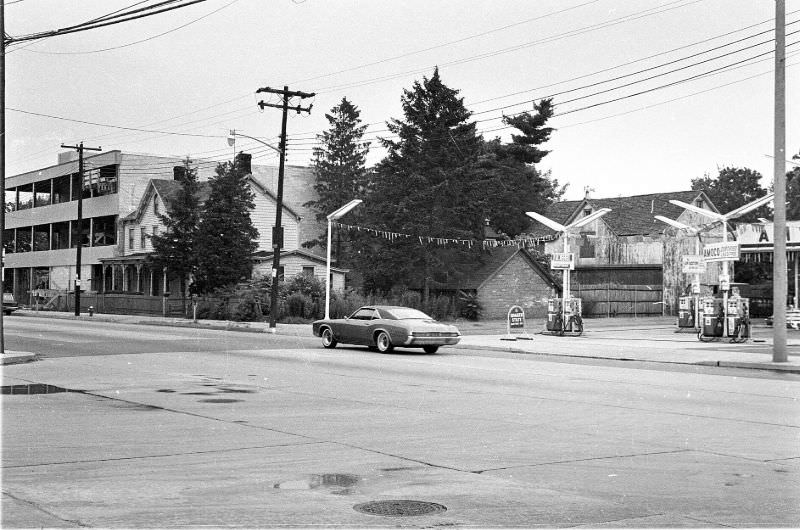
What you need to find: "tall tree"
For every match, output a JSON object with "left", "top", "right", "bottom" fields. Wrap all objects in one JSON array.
[
  {"left": 362, "top": 68, "right": 485, "bottom": 298},
  {"left": 788, "top": 150, "right": 800, "bottom": 221},
  {"left": 304, "top": 97, "right": 370, "bottom": 254},
  {"left": 149, "top": 158, "right": 200, "bottom": 296},
  {"left": 691, "top": 166, "right": 770, "bottom": 222},
  {"left": 193, "top": 158, "right": 259, "bottom": 293},
  {"left": 478, "top": 99, "right": 565, "bottom": 237}
]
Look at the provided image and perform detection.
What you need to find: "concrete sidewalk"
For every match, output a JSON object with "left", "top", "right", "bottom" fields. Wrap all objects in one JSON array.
[{"left": 3, "top": 310, "right": 799, "bottom": 372}]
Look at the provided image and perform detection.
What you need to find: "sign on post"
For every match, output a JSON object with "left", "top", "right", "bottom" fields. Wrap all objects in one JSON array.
[
  {"left": 550, "top": 252, "right": 574, "bottom": 270},
  {"left": 682, "top": 255, "right": 706, "bottom": 274},
  {"left": 702, "top": 242, "right": 740, "bottom": 262}
]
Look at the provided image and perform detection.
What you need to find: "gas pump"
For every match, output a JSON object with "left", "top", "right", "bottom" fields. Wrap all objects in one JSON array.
[
  {"left": 565, "top": 297, "right": 583, "bottom": 334},
  {"left": 726, "top": 296, "right": 751, "bottom": 342},
  {"left": 699, "top": 296, "right": 724, "bottom": 341},
  {"left": 677, "top": 296, "right": 696, "bottom": 330},
  {"left": 546, "top": 298, "right": 563, "bottom": 332}
]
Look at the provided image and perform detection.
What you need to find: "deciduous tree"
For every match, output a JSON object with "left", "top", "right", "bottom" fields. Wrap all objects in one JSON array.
[{"left": 691, "top": 166, "right": 770, "bottom": 222}]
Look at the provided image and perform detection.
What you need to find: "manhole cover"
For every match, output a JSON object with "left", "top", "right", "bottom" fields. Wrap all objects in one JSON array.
[{"left": 353, "top": 500, "right": 446, "bottom": 517}]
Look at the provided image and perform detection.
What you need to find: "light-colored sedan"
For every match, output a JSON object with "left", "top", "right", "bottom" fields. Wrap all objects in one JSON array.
[{"left": 312, "top": 305, "right": 461, "bottom": 354}]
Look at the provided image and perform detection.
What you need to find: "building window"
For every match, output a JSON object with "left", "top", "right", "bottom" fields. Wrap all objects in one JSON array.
[
  {"left": 140, "top": 227, "right": 147, "bottom": 250},
  {"left": 52, "top": 175, "right": 71, "bottom": 204},
  {"left": 52, "top": 222, "right": 70, "bottom": 250},
  {"left": 153, "top": 195, "right": 160, "bottom": 216},
  {"left": 152, "top": 226, "right": 158, "bottom": 241},
  {"left": 579, "top": 234, "right": 595, "bottom": 258},
  {"left": 33, "top": 224, "right": 50, "bottom": 251},
  {"left": 5, "top": 188, "right": 17, "bottom": 212},
  {"left": 583, "top": 208, "right": 592, "bottom": 217},
  {"left": 71, "top": 219, "right": 90, "bottom": 248},
  {"left": 93, "top": 165, "right": 118, "bottom": 197},
  {"left": 16, "top": 227, "right": 32, "bottom": 253},
  {"left": 34, "top": 181, "right": 52, "bottom": 208},
  {"left": 695, "top": 199, "right": 704, "bottom": 209},
  {"left": 92, "top": 215, "right": 117, "bottom": 247},
  {"left": 17, "top": 183, "right": 33, "bottom": 210},
  {"left": 128, "top": 228, "right": 135, "bottom": 252},
  {"left": 302, "top": 266, "right": 314, "bottom": 276},
  {"left": 3, "top": 229, "right": 15, "bottom": 254}
]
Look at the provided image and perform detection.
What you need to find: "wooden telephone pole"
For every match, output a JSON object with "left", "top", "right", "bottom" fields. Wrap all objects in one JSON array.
[
  {"left": 60, "top": 142, "right": 101, "bottom": 316},
  {"left": 255, "top": 86, "right": 314, "bottom": 332}
]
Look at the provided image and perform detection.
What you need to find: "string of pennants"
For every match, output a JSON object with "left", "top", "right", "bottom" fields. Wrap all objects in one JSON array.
[{"left": 333, "top": 221, "right": 558, "bottom": 249}]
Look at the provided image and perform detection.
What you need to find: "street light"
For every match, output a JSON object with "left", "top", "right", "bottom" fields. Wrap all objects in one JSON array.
[
  {"left": 668, "top": 193, "right": 775, "bottom": 337},
  {"left": 525, "top": 208, "right": 611, "bottom": 328},
  {"left": 227, "top": 129, "right": 285, "bottom": 332},
  {"left": 227, "top": 130, "right": 282, "bottom": 155},
  {"left": 325, "top": 199, "right": 362, "bottom": 319}
]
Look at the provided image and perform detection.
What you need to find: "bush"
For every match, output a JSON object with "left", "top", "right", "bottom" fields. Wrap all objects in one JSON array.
[
  {"left": 232, "top": 293, "right": 263, "bottom": 322},
  {"left": 283, "top": 274, "right": 324, "bottom": 299},
  {"left": 286, "top": 292, "right": 312, "bottom": 318},
  {"left": 458, "top": 291, "right": 481, "bottom": 321}
]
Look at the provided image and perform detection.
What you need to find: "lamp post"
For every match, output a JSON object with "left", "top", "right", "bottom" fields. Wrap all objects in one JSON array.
[
  {"left": 525, "top": 208, "right": 611, "bottom": 328},
  {"left": 325, "top": 199, "right": 362, "bottom": 319},
  {"left": 227, "top": 130, "right": 284, "bottom": 332},
  {"left": 669, "top": 193, "right": 774, "bottom": 338}
]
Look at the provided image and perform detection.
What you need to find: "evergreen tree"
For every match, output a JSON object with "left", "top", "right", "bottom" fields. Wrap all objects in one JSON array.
[
  {"left": 361, "top": 68, "right": 485, "bottom": 298},
  {"left": 788, "top": 150, "right": 800, "bottom": 221},
  {"left": 691, "top": 166, "right": 770, "bottom": 222},
  {"left": 149, "top": 158, "right": 200, "bottom": 296},
  {"left": 194, "top": 158, "right": 259, "bottom": 293},
  {"left": 304, "top": 97, "right": 370, "bottom": 254}
]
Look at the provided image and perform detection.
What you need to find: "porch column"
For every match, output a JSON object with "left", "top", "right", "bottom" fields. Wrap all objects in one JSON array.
[
  {"left": 162, "top": 267, "right": 168, "bottom": 293},
  {"left": 795, "top": 253, "right": 799, "bottom": 308},
  {"left": 122, "top": 265, "right": 128, "bottom": 292},
  {"left": 136, "top": 265, "right": 143, "bottom": 293},
  {"left": 149, "top": 269, "right": 154, "bottom": 296}
]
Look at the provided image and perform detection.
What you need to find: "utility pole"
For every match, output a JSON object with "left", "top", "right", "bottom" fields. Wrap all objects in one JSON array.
[
  {"left": 60, "top": 142, "right": 101, "bottom": 316},
  {"left": 1, "top": 0, "right": 6, "bottom": 354},
  {"left": 773, "top": 0, "right": 788, "bottom": 362},
  {"left": 256, "top": 85, "right": 314, "bottom": 333}
]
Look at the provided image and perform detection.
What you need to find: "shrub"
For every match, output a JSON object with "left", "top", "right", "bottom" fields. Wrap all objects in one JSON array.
[
  {"left": 286, "top": 292, "right": 312, "bottom": 318},
  {"left": 283, "top": 273, "right": 324, "bottom": 299},
  {"left": 232, "top": 293, "right": 263, "bottom": 322},
  {"left": 458, "top": 290, "right": 481, "bottom": 321}
]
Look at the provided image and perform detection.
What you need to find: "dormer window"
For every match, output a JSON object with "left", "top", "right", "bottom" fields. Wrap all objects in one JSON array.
[
  {"left": 583, "top": 208, "right": 592, "bottom": 217},
  {"left": 695, "top": 199, "right": 704, "bottom": 209}
]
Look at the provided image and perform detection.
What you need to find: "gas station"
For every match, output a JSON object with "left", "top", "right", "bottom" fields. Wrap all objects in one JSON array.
[
  {"left": 526, "top": 208, "right": 611, "bottom": 337},
  {"left": 656, "top": 193, "right": 787, "bottom": 343}
]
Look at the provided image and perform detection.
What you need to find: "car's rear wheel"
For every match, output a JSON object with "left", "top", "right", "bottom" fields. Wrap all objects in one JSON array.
[
  {"left": 375, "top": 331, "right": 394, "bottom": 353},
  {"left": 423, "top": 345, "right": 439, "bottom": 354},
  {"left": 321, "top": 327, "right": 338, "bottom": 348}
]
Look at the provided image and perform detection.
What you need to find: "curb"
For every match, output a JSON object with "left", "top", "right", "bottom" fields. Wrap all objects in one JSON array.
[{"left": 1, "top": 352, "right": 38, "bottom": 365}]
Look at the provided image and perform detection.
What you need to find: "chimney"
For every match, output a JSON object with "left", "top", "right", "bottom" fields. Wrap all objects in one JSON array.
[
  {"left": 235, "top": 152, "right": 252, "bottom": 175},
  {"left": 173, "top": 165, "right": 186, "bottom": 182}
]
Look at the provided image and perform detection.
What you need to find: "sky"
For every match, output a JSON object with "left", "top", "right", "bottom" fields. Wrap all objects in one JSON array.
[{"left": 4, "top": 0, "right": 799, "bottom": 201}]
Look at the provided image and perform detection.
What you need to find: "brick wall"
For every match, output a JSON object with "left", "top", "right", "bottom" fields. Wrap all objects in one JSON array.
[{"left": 477, "top": 253, "right": 555, "bottom": 319}]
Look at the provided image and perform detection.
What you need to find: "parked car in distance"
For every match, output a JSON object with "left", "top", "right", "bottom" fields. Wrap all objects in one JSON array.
[
  {"left": 312, "top": 305, "right": 461, "bottom": 354},
  {"left": 3, "top": 293, "right": 19, "bottom": 315}
]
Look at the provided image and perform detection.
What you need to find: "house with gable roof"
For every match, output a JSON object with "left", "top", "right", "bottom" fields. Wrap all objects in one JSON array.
[
  {"left": 523, "top": 190, "right": 725, "bottom": 316},
  {"left": 101, "top": 154, "right": 344, "bottom": 301}
]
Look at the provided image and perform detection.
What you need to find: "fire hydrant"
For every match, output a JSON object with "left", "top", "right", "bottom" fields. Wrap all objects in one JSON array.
[{"left": 88, "top": 306, "right": 94, "bottom": 316}]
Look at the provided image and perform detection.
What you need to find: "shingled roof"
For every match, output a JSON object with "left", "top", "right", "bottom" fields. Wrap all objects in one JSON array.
[{"left": 525, "top": 190, "right": 715, "bottom": 237}]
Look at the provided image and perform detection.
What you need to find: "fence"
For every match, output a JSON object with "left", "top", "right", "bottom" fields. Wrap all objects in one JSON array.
[
  {"left": 573, "top": 283, "right": 663, "bottom": 318},
  {"left": 36, "top": 292, "right": 191, "bottom": 318}
]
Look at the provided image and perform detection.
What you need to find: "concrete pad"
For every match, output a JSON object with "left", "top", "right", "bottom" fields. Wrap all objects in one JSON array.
[{"left": 482, "top": 451, "right": 800, "bottom": 528}]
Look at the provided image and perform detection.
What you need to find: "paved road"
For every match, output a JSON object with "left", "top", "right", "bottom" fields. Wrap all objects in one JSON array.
[{"left": 2, "top": 319, "right": 799, "bottom": 527}]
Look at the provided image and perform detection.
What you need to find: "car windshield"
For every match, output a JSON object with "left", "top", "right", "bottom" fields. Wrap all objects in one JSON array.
[{"left": 382, "top": 308, "right": 433, "bottom": 320}]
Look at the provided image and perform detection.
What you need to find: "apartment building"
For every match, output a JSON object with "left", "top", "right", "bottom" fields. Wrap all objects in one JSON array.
[{"left": 3, "top": 151, "right": 216, "bottom": 305}]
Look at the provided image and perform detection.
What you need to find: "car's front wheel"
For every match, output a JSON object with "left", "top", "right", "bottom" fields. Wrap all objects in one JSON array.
[
  {"left": 321, "top": 327, "right": 338, "bottom": 349},
  {"left": 375, "top": 331, "right": 394, "bottom": 353}
]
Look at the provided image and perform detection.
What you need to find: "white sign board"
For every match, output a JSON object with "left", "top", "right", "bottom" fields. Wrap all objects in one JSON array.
[
  {"left": 719, "top": 273, "right": 730, "bottom": 291},
  {"left": 682, "top": 255, "right": 706, "bottom": 274},
  {"left": 550, "top": 252, "right": 574, "bottom": 270},
  {"left": 702, "top": 242, "right": 740, "bottom": 262}
]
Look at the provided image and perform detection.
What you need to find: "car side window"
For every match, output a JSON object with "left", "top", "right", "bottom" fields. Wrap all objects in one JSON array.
[{"left": 352, "top": 309, "right": 374, "bottom": 320}]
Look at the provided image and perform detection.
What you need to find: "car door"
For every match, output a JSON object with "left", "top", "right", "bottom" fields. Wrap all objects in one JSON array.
[{"left": 342, "top": 308, "right": 375, "bottom": 344}]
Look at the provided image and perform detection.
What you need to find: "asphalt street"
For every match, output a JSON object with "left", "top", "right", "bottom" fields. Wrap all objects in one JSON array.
[{"left": 2, "top": 317, "right": 799, "bottom": 528}]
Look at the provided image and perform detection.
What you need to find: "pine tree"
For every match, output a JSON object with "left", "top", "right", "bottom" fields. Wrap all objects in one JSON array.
[
  {"left": 362, "top": 68, "right": 484, "bottom": 298},
  {"left": 304, "top": 97, "right": 370, "bottom": 254},
  {"left": 149, "top": 158, "right": 200, "bottom": 296},
  {"left": 194, "top": 158, "right": 259, "bottom": 293}
]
